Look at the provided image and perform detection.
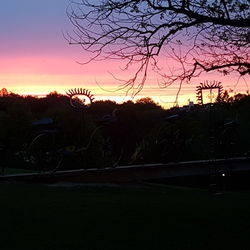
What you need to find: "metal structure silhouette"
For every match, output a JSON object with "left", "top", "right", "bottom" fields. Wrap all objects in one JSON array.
[
  {"left": 196, "top": 81, "right": 223, "bottom": 105},
  {"left": 66, "top": 88, "right": 95, "bottom": 110},
  {"left": 196, "top": 81, "right": 224, "bottom": 192}
]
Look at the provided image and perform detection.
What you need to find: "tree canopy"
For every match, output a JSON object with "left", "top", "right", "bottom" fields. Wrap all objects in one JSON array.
[
  {"left": 1, "top": 92, "right": 250, "bottom": 169},
  {"left": 67, "top": 0, "right": 250, "bottom": 95}
]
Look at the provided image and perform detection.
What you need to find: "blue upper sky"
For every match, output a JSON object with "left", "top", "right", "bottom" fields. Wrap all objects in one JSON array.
[{"left": 0, "top": 0, "right": 71, "bottom": 57}]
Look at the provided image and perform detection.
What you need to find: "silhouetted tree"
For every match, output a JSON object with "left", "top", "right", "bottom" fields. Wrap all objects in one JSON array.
[
  {"left": 217, "top": 90, "right": 232, "bottom": 103},
  {"left": 1, "top": 93, "right": 250, "bottom": 169},
  {"left": 0, "top": 88, "right": 8, "bottom": 96},
  {"left": 67, "top": 0, "right": 250, "bottom": 95},
  {"left": 135, "top": 97, "right": 161, "bottom": 109}
]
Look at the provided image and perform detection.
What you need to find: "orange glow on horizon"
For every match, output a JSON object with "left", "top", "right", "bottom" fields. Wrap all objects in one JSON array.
[{"left": 1, "top": 56, "right": 249, "bottom": 109}]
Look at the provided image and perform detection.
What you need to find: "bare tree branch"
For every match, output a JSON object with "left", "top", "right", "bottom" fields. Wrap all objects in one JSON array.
[{"left": 66, "top": 0, "right": 250, "bottom": 95}]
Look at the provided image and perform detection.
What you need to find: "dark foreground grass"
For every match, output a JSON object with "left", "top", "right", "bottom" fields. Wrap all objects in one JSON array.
[
  {"left": 0, "top": 183, "right": 250, "bottom": 250},
  {"left": 3, "top": 168, "right": 36, "bottom": 175}
]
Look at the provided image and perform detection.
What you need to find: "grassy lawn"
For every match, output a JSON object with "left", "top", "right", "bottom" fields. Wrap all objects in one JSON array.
[
  {"left": 0, "top": 183, "right": 250, "bottom": 250},
  {"left": 2, "top": 168, "right": 37, "bottom": 175}
]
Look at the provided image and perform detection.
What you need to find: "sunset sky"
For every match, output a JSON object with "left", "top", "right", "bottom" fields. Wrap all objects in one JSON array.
[{"left": 0, "top": 0, "right": 249, "bottom": 108}]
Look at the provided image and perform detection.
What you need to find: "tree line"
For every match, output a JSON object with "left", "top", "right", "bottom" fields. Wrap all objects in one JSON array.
[{"left": 0, "top": 91, "right": 250, "bottom": 171}]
